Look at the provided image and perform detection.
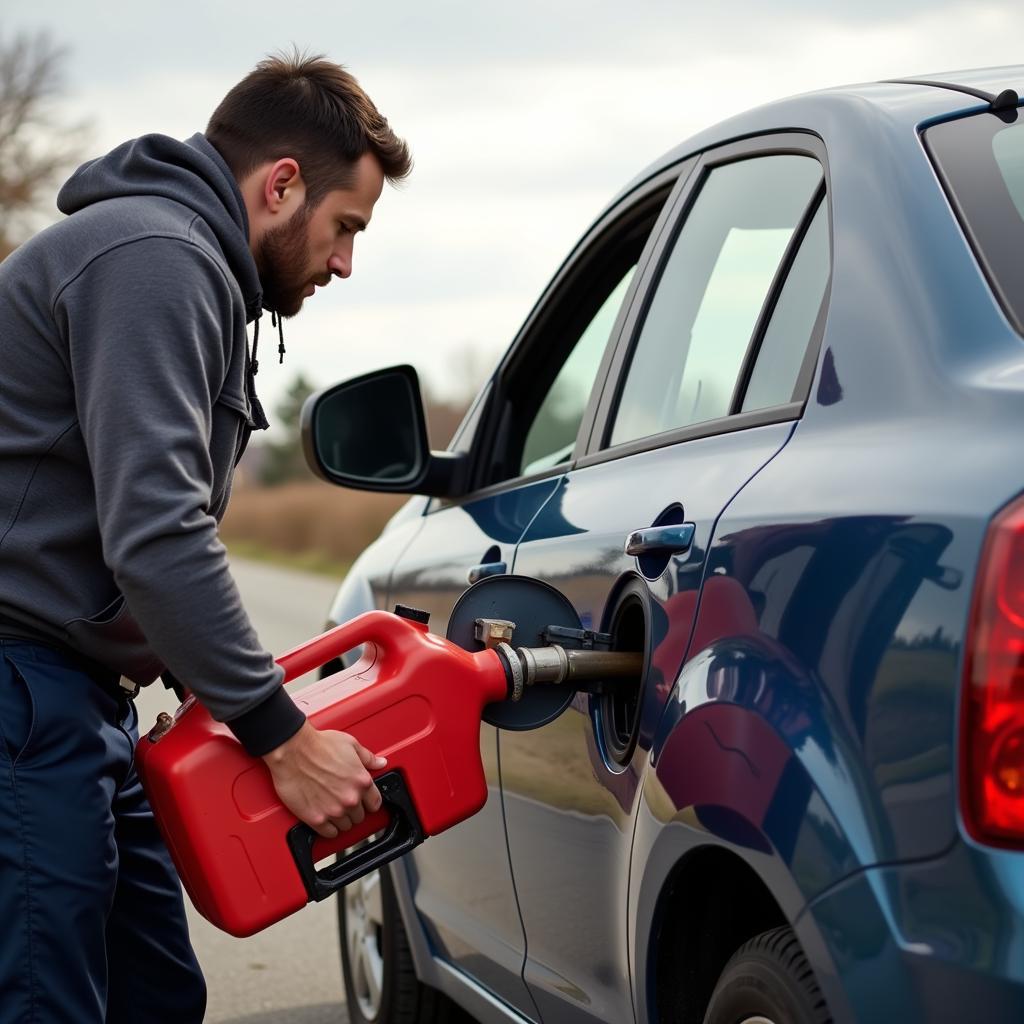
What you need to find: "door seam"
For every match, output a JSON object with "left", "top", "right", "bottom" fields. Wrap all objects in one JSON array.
[{"left": 648, "top": 418, "right": 800, "bottom": 752}]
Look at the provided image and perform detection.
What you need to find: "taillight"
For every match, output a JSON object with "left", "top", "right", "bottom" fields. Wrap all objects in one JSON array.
[{"left": 962, "top": 496, "right": 1024, "bottom": 845}]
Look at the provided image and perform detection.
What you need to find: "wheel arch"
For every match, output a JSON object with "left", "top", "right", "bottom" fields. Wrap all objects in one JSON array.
[
  {"left": 641, "top": 843, "right": 787, "bottom": 1023},
  {"left": 630, "top": 828, "right": 856, "bottom": 1024},
  {"left": 628, "top": 635, "right": 876, "bottom": 1022}
]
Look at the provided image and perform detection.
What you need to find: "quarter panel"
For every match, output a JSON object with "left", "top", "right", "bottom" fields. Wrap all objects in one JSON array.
[
  {"left": 696, "top": 413, "right": 1024, "bottom": 871},
  {"left": 800, "top": 841, "right": 1024, "bottom": 1022}
]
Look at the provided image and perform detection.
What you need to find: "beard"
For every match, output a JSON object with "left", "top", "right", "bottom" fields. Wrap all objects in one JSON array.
[{"left": 254, "top": 204, "right": 314, "bottom": 318}]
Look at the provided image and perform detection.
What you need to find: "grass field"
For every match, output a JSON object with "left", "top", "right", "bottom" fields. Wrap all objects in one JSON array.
[{"left": 221, "top": 480, "right": 404, "bottom": 574}]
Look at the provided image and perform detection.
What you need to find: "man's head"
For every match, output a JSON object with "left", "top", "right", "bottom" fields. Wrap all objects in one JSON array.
[{"left": 207, "top": 53, "right": 411, "bottom": 316}]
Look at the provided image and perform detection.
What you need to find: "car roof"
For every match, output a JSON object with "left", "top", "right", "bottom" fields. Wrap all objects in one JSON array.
[
  {"left": 904, "top": 65, "right": 1024, "bottom": 95},
  {"left": 610, "top": 65, "right": 1024, "bottom": 204}
]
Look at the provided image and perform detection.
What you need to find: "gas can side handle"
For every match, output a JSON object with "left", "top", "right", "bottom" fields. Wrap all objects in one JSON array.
[
  {"left": 275, "top": 611, "right": 406, "bottom": 684},
  {"left": 286, "top": 770, "right": 425, "bottom": 901}
]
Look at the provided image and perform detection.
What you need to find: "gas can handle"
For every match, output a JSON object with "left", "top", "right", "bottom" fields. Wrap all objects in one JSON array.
[
  {"left": 275, "top": 611, "right": 410, "bottom": 684},
  {"left": 286, "top": 770, "right": 425, "bottom": 901}
]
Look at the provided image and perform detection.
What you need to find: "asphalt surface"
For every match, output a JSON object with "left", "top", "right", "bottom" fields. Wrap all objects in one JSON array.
[{"left": 134, "top": 556, "right": 351, "bottom": 1024}]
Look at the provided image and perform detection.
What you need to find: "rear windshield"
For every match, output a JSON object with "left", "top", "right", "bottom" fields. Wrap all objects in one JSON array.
[{"left": 926, "top": 110, "right": 1024, "bottom": 334}]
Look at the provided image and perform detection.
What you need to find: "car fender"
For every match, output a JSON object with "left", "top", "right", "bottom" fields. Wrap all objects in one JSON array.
[
  {"left": 627, "top": 632, "right": 883, "bottom": 1021},
  {"left": 323, "top": 500, "right": 428, "bottom": 664}
]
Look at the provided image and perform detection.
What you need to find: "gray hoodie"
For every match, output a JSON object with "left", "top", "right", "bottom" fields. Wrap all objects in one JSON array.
[{"left": 0, "top": 133, "right": 304, "bottom": 755}]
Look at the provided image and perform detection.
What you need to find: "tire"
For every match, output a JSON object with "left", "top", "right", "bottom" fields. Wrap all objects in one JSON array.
[
  {"left": 338, "top": 864, "right": 474, "bottom": 1024},
  {"left": 702, "top": 926, "right": 832, "bottom": 1024}
]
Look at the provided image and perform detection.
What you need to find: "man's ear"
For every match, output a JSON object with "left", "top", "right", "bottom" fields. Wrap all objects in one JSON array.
[{"left": 263, "top": 158, "right": 305, "bottom": 213}]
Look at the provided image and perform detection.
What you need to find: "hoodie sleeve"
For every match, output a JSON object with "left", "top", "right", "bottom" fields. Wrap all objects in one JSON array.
[{"left": 58, "top": 234, "right": 305, "bottom": 756}]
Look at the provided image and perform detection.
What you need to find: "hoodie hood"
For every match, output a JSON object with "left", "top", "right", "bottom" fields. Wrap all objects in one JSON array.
[{"left": 57, "top": 133, "right": 264, "bottom": 321}]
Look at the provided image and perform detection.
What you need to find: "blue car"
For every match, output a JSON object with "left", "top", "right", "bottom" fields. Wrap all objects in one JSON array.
[{"left": 303, "top": 67, "right": 1024, "bottom": 1024}]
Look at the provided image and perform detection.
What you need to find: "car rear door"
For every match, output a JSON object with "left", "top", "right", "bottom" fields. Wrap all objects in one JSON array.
[
  {"left": 384, "top": 169, "right": 681, "bottom": 1015},
  {"left": 502, "top": 135, "right": 833, "bottom": 1024}
]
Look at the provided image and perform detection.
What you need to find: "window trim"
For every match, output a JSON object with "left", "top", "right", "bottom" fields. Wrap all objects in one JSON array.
[
  {"left": 574, "top": 403, "right": 803, "bottom": 470},
  {"left": 585, "top": 131, "right": 832, "bottom": 463}
]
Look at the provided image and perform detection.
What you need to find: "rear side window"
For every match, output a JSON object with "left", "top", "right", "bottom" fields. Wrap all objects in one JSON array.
[
  {"left": 742, "top": 199, "right": 830, "bottom": 412},
  {"left": 994, "top": 125, "right": 1024, "bottom": 216},
  {"left": 609, "top": 154, "right": 823, "bottom": 447},
  {"left": 926, "top": 111, "right": 1024, "bottom": 334}
]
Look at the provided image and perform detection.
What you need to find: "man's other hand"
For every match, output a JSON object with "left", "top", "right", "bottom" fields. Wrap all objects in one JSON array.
[{"left": 262, "top": 721, "right": 387, "bottom": 838}]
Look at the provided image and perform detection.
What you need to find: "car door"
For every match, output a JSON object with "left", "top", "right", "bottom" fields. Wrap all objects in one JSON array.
[
  {"left": 385, "top": 168, "right": 681, "bottom": 1015},
  {"left": 502, "top": 136, "right": 833, "bottom": 1024}
]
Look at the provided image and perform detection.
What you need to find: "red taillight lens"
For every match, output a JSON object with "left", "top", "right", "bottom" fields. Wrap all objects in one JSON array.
[{"left": 962, "top": 498, "right": 1024, "bottom": 844}]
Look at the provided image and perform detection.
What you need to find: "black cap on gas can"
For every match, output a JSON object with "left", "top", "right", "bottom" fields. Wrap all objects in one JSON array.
[{"left": 394, "top": 604, "right": 430, "bottom": 626}]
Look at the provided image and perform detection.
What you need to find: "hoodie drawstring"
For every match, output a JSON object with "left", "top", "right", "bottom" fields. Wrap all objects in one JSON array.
[
  {"left": 245, "top": 315, "right": 270, "bottom": 431},
  {"left": 270, "top": 310, "right": 286, "bottom": 364},
  {"left": 250, "top": 315, "right": 260, "bottom": 377}
]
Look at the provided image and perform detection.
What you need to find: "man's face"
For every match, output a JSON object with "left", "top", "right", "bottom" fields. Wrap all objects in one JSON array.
[{"left": 255, "top": 152, "right": 385, "bottom": 317}]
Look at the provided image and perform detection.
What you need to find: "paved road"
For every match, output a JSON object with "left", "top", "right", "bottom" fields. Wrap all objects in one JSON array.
[{"left": 134, "top": 556, "right": 351, "bottom": 1024}]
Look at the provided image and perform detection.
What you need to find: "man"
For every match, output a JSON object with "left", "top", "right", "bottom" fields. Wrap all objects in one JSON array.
[{"left": 0, "top": 53, "right": 411, "bottom": 1021}]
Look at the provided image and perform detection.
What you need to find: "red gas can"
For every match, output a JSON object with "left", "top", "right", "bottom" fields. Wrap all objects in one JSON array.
[{"left": 136, "top": 608, "right": 511, "bottom": 937}]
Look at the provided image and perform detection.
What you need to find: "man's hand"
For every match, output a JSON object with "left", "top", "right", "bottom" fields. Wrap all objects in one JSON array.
[{"left": 262, "top": 721, "right": 387, "bottom": 839}]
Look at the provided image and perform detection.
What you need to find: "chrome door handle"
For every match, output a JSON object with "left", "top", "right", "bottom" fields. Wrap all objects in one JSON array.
[
  {"left": 467, "top": 560, "right": 507, "bottom": 584},
  {"left": 624, "top": 523, "right": 695, "bottom": 557}
]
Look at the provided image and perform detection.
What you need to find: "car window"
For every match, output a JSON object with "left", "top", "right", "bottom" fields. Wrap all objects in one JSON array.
[
  {"left": 520, "top": 267, "right": 635, "bottom": 475},
  {"left": 481, "top": 178, "right": 675, "bottom": 488},
  {"left": 609, "top": 155, "right": 823, "bottom": 447},
  {"left": 741, "top": 197, "right": 830, "bottom": 412},
  {"left": 993, "top": 121, "right": 1024, "bottom": 214}
]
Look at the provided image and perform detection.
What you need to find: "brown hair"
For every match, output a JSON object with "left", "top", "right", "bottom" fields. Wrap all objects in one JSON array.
[{"left": 206, "top": 51, "right": 411, "bottom": 206}]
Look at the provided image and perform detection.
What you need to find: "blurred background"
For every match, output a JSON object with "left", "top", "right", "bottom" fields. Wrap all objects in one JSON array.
[{"left": 2, "top": 0, "right": 1020, "bottom": 573}]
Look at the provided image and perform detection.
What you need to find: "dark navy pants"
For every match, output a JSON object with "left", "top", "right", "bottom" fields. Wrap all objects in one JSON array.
[{"left": 0, "top": 642, "right": 206, "bottom": 1022}]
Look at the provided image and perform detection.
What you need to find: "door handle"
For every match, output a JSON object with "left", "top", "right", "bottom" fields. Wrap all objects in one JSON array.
[
  {"left": 467, "top": 560, "right": 507, "bottom": 585},
  {"left": 624, "top": 523, "right": 695, "bottom": 557}
]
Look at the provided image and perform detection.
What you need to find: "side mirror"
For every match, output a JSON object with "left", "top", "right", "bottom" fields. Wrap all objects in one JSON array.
[{"left": 301, "top": 365, "right": 469, "bottom": 498}]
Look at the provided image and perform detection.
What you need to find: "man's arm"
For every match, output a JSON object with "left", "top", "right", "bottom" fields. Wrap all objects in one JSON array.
[
  {"left": 60, "top": 235, "right": 379, "bottom": 835},
  {"left": 263, "top": 723, "right": 386, "bottom": 836}
]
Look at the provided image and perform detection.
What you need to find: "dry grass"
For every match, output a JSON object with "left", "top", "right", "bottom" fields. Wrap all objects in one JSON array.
[{"left": 221, "top": 481, "right": 406, "bottom": 569}]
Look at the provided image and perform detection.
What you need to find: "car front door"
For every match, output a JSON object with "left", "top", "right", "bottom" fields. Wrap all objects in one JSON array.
[
  {"left": 502, "top": 136, "right": 833, "bottom": 1024},
  {"left": 385, "top": 169, "right": 680, "bottom": 1015}
]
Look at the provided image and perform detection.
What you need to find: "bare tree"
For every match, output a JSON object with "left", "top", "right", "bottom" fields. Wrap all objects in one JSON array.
[{"left": 0, "top": 31, "right": 87, "bottom": 260}]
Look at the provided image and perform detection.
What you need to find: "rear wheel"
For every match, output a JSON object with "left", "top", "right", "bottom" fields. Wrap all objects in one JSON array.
[
  {"left": 338, "top": 865, "right": 474, "bottom": 1024},
  {"left": 702, "top": 926, "right": 832, "bottom": 1024}
]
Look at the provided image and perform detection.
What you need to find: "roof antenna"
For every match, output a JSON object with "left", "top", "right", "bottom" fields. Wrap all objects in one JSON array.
[
  {"left": 991, "top": 88, "right": 1020, "bottom": 113},
  {"left": 884, "top": 79, "right": 1020, "bottom": 120}
]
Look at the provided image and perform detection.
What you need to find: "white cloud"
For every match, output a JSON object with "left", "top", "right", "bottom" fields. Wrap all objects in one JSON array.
[{"left": 6, "top": 0, "right": 1021, "bottom": 437}]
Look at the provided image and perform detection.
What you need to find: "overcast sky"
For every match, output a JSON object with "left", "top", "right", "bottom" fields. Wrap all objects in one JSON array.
[{"left": 5, "top": 0, "right": 1021, "bottom": 438}]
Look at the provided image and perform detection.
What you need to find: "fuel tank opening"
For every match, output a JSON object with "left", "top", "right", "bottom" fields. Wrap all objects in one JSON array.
[
  {"left": 446, "top": 573, "right": 647, "bottom": 733},
  {"left": 597, "top": 585, "right": 649, "bottom": 766}
]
